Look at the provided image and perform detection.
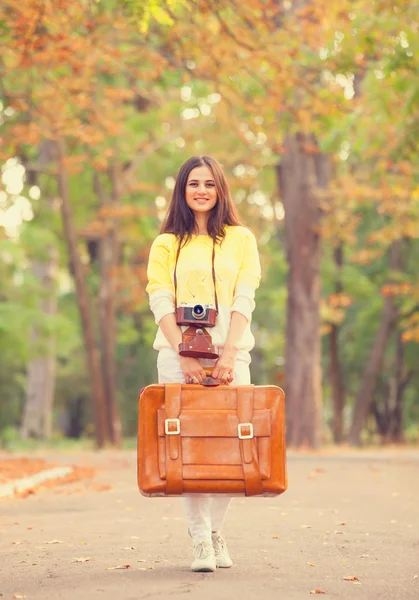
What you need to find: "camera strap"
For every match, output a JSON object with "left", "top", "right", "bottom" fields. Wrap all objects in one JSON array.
[{"left": 173, "top": 238, "right": 219, "bottom": 314}]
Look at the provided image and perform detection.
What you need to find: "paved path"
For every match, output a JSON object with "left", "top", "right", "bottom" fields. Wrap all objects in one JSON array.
[{"left": 1, "top": 449, "right": 418, "bottom": 600}]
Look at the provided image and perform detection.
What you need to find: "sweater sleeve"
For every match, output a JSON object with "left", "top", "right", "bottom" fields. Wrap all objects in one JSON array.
[
  {"left": 146, "top": 234, "right": 176, "bottom": 325},
  {"left": 231, "top": 230, "right": 261, "bottom": 321}
]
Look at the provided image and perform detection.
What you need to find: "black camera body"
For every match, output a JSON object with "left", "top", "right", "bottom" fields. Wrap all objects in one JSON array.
[{"left": 175, "top": 303, "right": 217, "bottom": 328}]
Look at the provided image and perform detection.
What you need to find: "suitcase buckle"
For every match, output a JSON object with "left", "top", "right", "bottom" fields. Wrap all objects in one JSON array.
[
  {"left": 165, "top": 418, "right": 181, "bottom": 435},
  {"left": 238, "top": 422, "right": 254, "bottom": 439}
]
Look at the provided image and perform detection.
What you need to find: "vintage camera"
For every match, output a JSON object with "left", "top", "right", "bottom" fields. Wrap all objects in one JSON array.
[{"left": 175, "top": 303, "right": 217, "bottom": 328}]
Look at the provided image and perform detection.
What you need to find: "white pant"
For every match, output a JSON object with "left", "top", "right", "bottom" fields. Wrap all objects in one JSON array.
[{"left": 157, "top": 347, "right": 251, "bottom": 545}]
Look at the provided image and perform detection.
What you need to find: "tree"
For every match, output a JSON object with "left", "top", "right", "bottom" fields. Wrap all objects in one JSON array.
[
  {"left": 0, "top": 0, "right": 168, "bottom": 444},
  {"left": 275, "top": 135, "right": 329, "bottom": 447}
]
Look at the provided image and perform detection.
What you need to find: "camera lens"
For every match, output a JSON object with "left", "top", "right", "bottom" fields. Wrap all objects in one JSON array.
[{"left": 192, "top": 304, "right": 205, "bottom": 319}]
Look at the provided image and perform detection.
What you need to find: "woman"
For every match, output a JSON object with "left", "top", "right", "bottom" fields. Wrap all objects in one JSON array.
[{"left": 146, "top": 156, "right": 261, "bottom": 572}]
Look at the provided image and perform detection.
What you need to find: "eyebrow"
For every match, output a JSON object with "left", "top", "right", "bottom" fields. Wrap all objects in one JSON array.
[{"left": 188, "top": 179, "right": 215, "bottom": 183}]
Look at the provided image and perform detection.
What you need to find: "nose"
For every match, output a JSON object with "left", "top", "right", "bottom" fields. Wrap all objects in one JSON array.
[{"left": 197, "top": 182, "right": 207, "bottom": 194}]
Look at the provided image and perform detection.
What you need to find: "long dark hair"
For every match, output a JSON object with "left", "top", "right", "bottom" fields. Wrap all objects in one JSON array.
[{"left": 160, "top": 156, "right": 243, "bottom": 247}]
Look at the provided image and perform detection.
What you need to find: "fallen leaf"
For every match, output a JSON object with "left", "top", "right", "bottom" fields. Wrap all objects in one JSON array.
[
  {"left": 343, "top": 576, "right": 359, "bottom": 581},
  {"left": 310, "top": 589, "right": 326, "bottom": 595},
  {"left": 137, "top": 559, "right": 146, "bottom": 563},
  {"left": 106, "top": 564, "right": 131, "bottom": 570},
  {"left": 413, "top": 575, "right": 417, "bottom": 580},
  {"left": 12, "top": 541, "right": 23, "bottom": 545},
  {"left": 92, "top": 483, "right": 112, "bottom": 492},
  {"left": 360, "top": 554, "right": 369, "bottom": 558},
  {"left": 72, "top": 557, "right": 91, "bottom": 563},
  {"left": 307, "top": 562, "right": 316, "bottom": 567},
  {"left": 301, "top": 525, "right": 312, "bottom": 529},
  {"left": 45, "top": 540, "right": 63, "bottom": 544},
  {"left": 12, "top": 595, "right": 26, "bottom": 599},
  {"left": 334, "top": 531, "right": 344, "bottom": 535},
  {"left": 272, "top": 535, "right": 279, "bottom": 539},
  {"left": 308, "top": 468, "right": 326, "bottom": 479},
  {"left": 122, "top": 546, "right": 136, "bottom": 550}
]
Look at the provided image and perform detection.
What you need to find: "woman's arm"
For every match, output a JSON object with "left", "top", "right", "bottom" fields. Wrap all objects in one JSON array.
[
  {"left": 212, "top": 230, "right": 261, "bottom": 382},
  {"left": 212, "top": 311, "right": 248, "bottom": 381},
  {"left": 158, "top": 314, "right": 207, "bottom": 384},
  {"left": 158, "top": 313, "right": 183, "bottom": 351}
]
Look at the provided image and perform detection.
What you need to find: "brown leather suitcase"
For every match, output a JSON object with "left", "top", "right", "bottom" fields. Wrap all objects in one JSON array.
[{"left": 137, "top": 379, "right": 287, "bottom": 497}]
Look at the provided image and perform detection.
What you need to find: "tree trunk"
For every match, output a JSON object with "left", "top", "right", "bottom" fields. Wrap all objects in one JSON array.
[
  {"left": 56, "top": 139, "right": 108, "bottom": 448},
  {"left": 20, "top": 145, "right": 58, "bottom": 440},
  {"left": 95, "top": 164, "right": 122, "bottom": 446},
  {"left": 349, "top": 240, "right": 403, "bottom": 446},
  {"left": 374, "top": 334, "right": 411, "bottom": 444},
  {"left": 372, "top": 380, "right": 391, "bottom": 439},
  {"left": 329, "top": 244, "right": 345, "bottom": 443},
  {"left": 329, "top": 324, "right": 344, "bottom": 443},
  {"left": 21, "top": 251, "right": 58, "bottom": 439},
  {"left": 392, "top": 334, "right": 407, "bottom": 443},
  {"left": 276, "top": 133, "right": 329, "bottom": 448}
]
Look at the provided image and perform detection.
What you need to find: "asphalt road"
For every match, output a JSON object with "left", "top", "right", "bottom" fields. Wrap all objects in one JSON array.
[{"left": 1, "top": 449, "right": 418, "bottom": 600}]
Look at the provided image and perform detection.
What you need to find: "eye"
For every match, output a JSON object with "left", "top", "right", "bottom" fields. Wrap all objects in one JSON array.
[{"left": 206, "top": 183, "right": 215, "bottom": 187}]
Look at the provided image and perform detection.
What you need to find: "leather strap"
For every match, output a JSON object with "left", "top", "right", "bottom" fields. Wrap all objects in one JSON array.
[
  {"left": 164, "top": 384, "right": 183, "bottom": 494},
  {"left": 174, "top": 239, "right": 219, "bottom": 314},
  {"left": 237, "top": 386, "right": 264, "bottom": 496}
]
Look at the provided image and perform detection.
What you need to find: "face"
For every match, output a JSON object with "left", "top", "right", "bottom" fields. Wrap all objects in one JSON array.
[{"left": 185, "top": 165, "right": 218, "bottom": 216}]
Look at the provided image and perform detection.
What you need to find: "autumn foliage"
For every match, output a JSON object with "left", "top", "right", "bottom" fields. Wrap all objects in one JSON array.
[{"left": 1, "top": 0, "right": 419, "bottom": 447}]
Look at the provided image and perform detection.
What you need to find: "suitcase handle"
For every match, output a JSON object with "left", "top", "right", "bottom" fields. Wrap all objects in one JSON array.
[
  {"left": 201, "top": 367, "right": 221, "bottom": 387},
  {"left": 185, "top": 368, "right": 231, "bottom": 387},
  {"left": 184, "top": 367, "right": 222, "bottom": 387}
]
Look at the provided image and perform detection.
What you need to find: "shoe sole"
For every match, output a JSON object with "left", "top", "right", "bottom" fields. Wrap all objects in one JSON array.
[{"left": 192, "top": 567, "right": 216, "bottom": 572}]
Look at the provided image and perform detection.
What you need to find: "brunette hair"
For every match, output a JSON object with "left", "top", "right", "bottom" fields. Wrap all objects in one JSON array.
[{"left": 160, "top": 156, "right": 242, "bottom": 246}]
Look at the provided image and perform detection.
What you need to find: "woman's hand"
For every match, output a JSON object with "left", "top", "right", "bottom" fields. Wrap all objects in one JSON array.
[
  {"left": 212, "top": 346, "right": 237, "bottom": 383},
  {"left": 179, "top": 355, "right": 207, "bottom": 384}
]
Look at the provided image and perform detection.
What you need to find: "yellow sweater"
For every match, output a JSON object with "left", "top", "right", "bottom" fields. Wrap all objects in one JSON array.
[{"left": 146, "top": 225, "right": 261, "bottom": 361}]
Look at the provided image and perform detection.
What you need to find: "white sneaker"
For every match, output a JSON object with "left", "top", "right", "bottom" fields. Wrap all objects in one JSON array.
[
  {"left": 191, "top": 541, "right": 216, "bottom": 572},
  {"left": 212, "top": 532, "right": 233, "bottom": 568}
]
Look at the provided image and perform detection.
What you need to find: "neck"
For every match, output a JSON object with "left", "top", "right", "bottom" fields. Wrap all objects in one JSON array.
[{"left": 194, "top": 213, "right": 209, "bottom": 235}]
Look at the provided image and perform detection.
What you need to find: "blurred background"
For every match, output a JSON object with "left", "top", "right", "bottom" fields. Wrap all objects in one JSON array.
[{"left": 0, "top": 0, "right": 418, "bottom": 451}]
